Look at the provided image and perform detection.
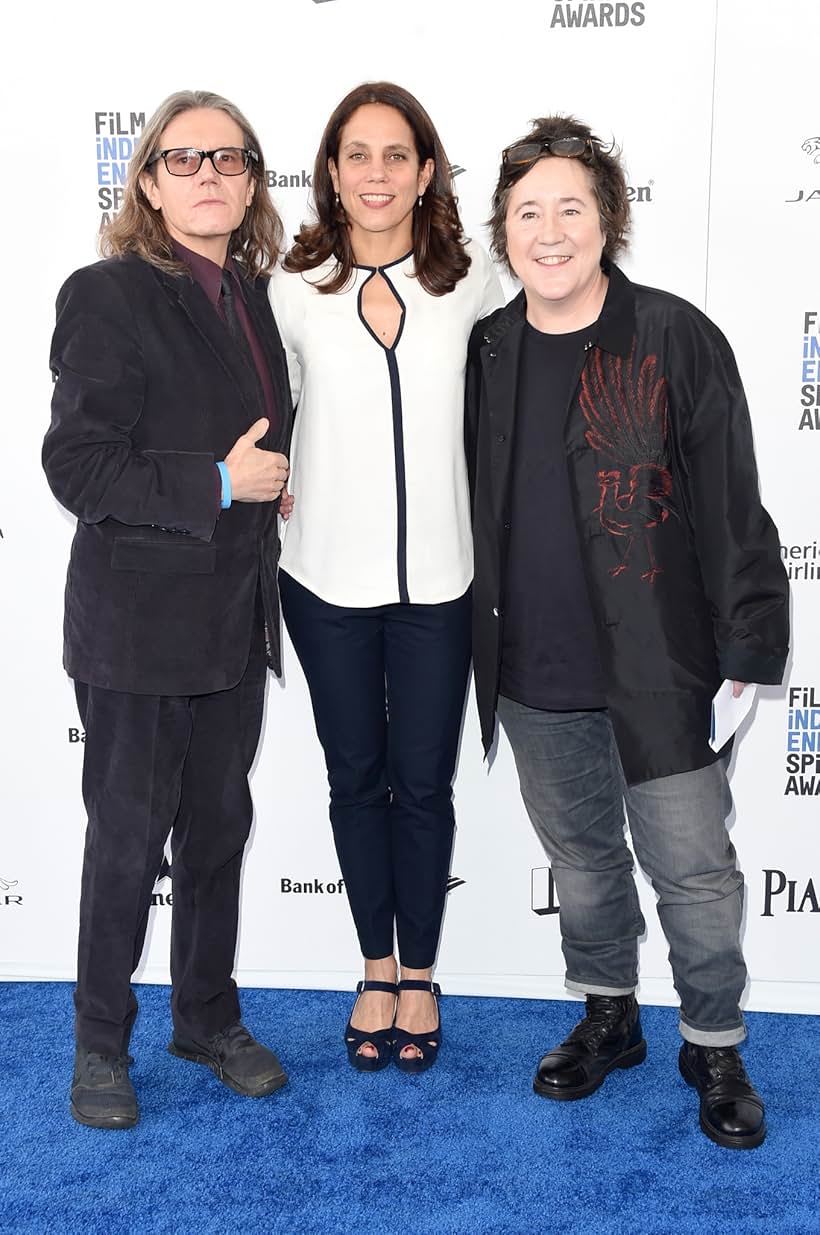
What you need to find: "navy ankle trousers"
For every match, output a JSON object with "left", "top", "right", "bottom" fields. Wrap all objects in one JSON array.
[{"left": 280, "top": 571, "right": 471, "bottom": 969}]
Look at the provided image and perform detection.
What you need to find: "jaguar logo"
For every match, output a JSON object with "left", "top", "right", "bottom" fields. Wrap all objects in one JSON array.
[
  {"left": 1, "top": 875, "right": 18, "bottom": 891},
  {"left": 802, "top": 137, "right": 820, "bottom": 165}
]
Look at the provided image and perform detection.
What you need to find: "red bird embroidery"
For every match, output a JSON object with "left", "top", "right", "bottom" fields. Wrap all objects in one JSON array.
[{"left": 580, "top": 344, "right": 675, "bottom": 584}]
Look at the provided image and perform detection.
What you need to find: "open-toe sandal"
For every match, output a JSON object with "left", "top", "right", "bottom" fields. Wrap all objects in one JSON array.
[
  {"left": 344, "top": 980, "right": 398, "bottom": 1072},
  {"left": 392, "top": 980, "right": 442, "bottom": 1074}
]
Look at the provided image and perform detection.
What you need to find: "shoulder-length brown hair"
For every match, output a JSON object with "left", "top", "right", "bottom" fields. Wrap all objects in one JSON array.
[
  {"left": 283, "top": 81, "right": 470, "bottom": 296},
  {"left": 100, "top": 90, "right": 283, "bottom": 279},
  {"left": 489, "top": 114, "right": 630, "bottom": 272}
]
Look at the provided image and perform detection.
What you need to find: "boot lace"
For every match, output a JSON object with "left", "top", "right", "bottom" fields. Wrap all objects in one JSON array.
[
  {"left": 701, "top": 1047, "right": 748, "bottom": 1085},
  {"left": 82, "top": 1052, "right": 133, "bottom": 1084},
  {"left": 208, "top": 1023, "right": 254, "bottom": 1058},
  {"left": 566, "top": 997, "right": 629, "bottom": 1053}
]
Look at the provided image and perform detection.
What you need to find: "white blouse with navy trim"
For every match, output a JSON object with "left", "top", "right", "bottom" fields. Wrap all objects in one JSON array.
[{"left": 268, "top": 240, "right": 504, "bottom": 608}]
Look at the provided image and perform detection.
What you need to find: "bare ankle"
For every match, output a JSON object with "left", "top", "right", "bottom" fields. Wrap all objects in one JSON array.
[
  {"left": 399, "top": 965, "right": 433, "bottom": 984},
  {"left": 363, "top": 955, "right": 398, "bottom": 984}
]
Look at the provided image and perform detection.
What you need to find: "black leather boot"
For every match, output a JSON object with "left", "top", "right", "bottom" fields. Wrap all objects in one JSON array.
[
  {"left": 678, "top": 1042, "right": 766, "bottom": 1149},
  {"left": 534, "top": 994, "right": 646, "bottom": 1100}
]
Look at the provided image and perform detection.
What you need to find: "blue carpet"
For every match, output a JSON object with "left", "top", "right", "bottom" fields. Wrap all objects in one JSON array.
[{"left": 0, "top": 984, "right": 817, "bottom": 1234}]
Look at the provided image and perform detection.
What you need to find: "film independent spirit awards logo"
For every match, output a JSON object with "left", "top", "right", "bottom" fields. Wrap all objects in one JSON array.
[
  {"left": 95, "top": 110, "right": 145, "bottom": 228},
  {"left": 760, "top": 685, "right": 820, "bottom": 920},
  {"left": 795, "top": 307, "right": 820, "bottom": 433},
  {"left": 783, "top": 685, "right": 820, "bottom": 797}
]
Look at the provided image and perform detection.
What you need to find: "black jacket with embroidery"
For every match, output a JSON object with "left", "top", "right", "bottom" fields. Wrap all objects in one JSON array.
[{"left": 465, "top": 263, "right": 789, "bottom": 784}]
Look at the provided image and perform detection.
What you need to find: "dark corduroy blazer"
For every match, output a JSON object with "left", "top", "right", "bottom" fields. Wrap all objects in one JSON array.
[{"left": 43, "top": 253, "right": 293, "bottom": 694}]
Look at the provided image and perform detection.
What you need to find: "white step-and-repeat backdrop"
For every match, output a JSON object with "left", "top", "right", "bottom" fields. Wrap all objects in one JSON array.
[{"left": 2, "top": 0, "right": 818, "bottom": 1013}]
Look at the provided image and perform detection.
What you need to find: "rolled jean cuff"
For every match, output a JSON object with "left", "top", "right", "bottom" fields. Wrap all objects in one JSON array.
[
  {"left": 678, "top": 1018, "right": 746, "bottom": 1047},
  {"left": 566, "top": 978, "right": 636, "bottom": 998}
]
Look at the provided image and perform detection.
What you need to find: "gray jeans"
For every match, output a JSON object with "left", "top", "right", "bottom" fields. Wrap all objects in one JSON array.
[{"left": 497, "top": 697, "right": 747, "bottom": 1046}]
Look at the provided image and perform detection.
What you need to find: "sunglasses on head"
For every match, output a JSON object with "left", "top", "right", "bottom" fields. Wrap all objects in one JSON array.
[{"left": 501, "top": 136, "right": 595, "bottom": 170}]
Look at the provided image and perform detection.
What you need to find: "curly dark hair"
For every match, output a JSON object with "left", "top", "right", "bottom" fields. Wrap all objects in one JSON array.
[
  {"left": 488, "top": 114, "right": 630, "bottom": 272},
  {"left": 283, "top": 81, "right": 470, "bottom": 296}
]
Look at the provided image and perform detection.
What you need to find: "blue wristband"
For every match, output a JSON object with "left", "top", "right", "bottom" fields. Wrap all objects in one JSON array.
[{"left": 216, "top": 461, "right": 232, "bottom": 510}]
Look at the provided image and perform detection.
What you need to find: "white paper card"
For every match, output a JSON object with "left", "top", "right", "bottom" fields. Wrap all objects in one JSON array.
[{"left": 709, "top": 680, "right": 757, "bottom": 752}]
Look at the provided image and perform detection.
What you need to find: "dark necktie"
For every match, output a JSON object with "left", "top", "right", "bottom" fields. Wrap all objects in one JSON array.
[{"left": 220, "top": 270, "right": 256, "bottom": 374}]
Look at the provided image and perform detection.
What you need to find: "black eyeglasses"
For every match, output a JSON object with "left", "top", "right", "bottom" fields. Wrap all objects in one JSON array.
[
  {"left": 501, "top": 136, "right": 594, "bottom": 169},
  {"left": 147, "top": 147, "right": 259, "bottom": 177}
]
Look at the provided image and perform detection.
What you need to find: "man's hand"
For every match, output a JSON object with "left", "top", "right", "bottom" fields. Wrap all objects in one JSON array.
[
  {"left": 279, "top": 484, "right": 295, "bottom": 521},
  {"left": 225, "top": 418, "right": 289, "bottom": 503},
  {"left": 732, "top": 681, "right": 747, "bottom": 698}
]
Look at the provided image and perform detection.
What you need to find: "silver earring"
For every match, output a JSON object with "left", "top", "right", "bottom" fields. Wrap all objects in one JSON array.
[
  {"left": 335, "top": 192, "right": 340, "bottom": 206},
  {"left": 417, "top": 195, "right": 423, "bottom": 208}
]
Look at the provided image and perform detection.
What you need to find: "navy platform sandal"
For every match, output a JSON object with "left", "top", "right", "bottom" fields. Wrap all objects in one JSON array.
[
  {"left": 392, "top": 980, "right": 442, "bottom": 1074},
  {"left": 344, "top": 980, "right": 398, "bottom": 1072}
]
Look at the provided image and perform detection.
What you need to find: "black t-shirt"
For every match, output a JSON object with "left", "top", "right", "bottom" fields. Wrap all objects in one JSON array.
[{"left": 499, "top": 321, "right": 606, "bottom": 711}]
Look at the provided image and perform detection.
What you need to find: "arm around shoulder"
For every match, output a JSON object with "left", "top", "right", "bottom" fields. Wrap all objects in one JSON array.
[
  {"left": 268, "top": 264, "right": 304, "bottom": 410},
  {"left": 468, "top": 240, "right": 506, "bottom": 319}
]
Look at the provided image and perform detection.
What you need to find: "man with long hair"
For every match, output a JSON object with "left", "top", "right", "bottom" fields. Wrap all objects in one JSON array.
[{"left": 43, "top": 91, "right": 292, "bottom": 1128}]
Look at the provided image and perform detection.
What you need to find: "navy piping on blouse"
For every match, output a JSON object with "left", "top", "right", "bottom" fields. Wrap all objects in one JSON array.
[{"left": 356, "top": 255, "right": 410, "bottom": 604}]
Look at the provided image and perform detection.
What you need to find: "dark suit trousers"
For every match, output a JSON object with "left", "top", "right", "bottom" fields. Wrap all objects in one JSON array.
[
  {"left": 72, "top": 617, "right": 267, "bottom": 1057},
  {"left": 280, "top": 571, "right": 472, "bottom": 970}
]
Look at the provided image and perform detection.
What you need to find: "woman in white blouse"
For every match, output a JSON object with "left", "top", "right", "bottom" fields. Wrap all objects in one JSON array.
[{"left": 270, "top": 81, "right": 502, "bottom": 1074}]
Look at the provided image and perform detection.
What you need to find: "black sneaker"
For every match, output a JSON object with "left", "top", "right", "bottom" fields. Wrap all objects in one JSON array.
[
  {"left": 679, "top": 1042, "right": 766, "bottom": 1149},
  {"left": 533, "top": 993, "right": 646, "bottom": 1100},
  {"left": 70, "top": 1048, "right": 138, "bottom": 1129},
  {"left": 168, "top": 1022, "right": 287, "bottom": 1097}
]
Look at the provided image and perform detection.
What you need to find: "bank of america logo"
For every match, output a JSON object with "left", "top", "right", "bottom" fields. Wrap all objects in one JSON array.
[{"left": 446, "top": 876, "right": 465, "bottom": 893}]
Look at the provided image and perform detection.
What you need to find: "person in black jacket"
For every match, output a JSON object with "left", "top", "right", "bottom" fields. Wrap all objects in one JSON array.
[
  {"left": 466, "top": 115, "right": 789, "bottom": 1149},
  {"left": 43, "top": 90, "right": 293, "bottom": 1129}
]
